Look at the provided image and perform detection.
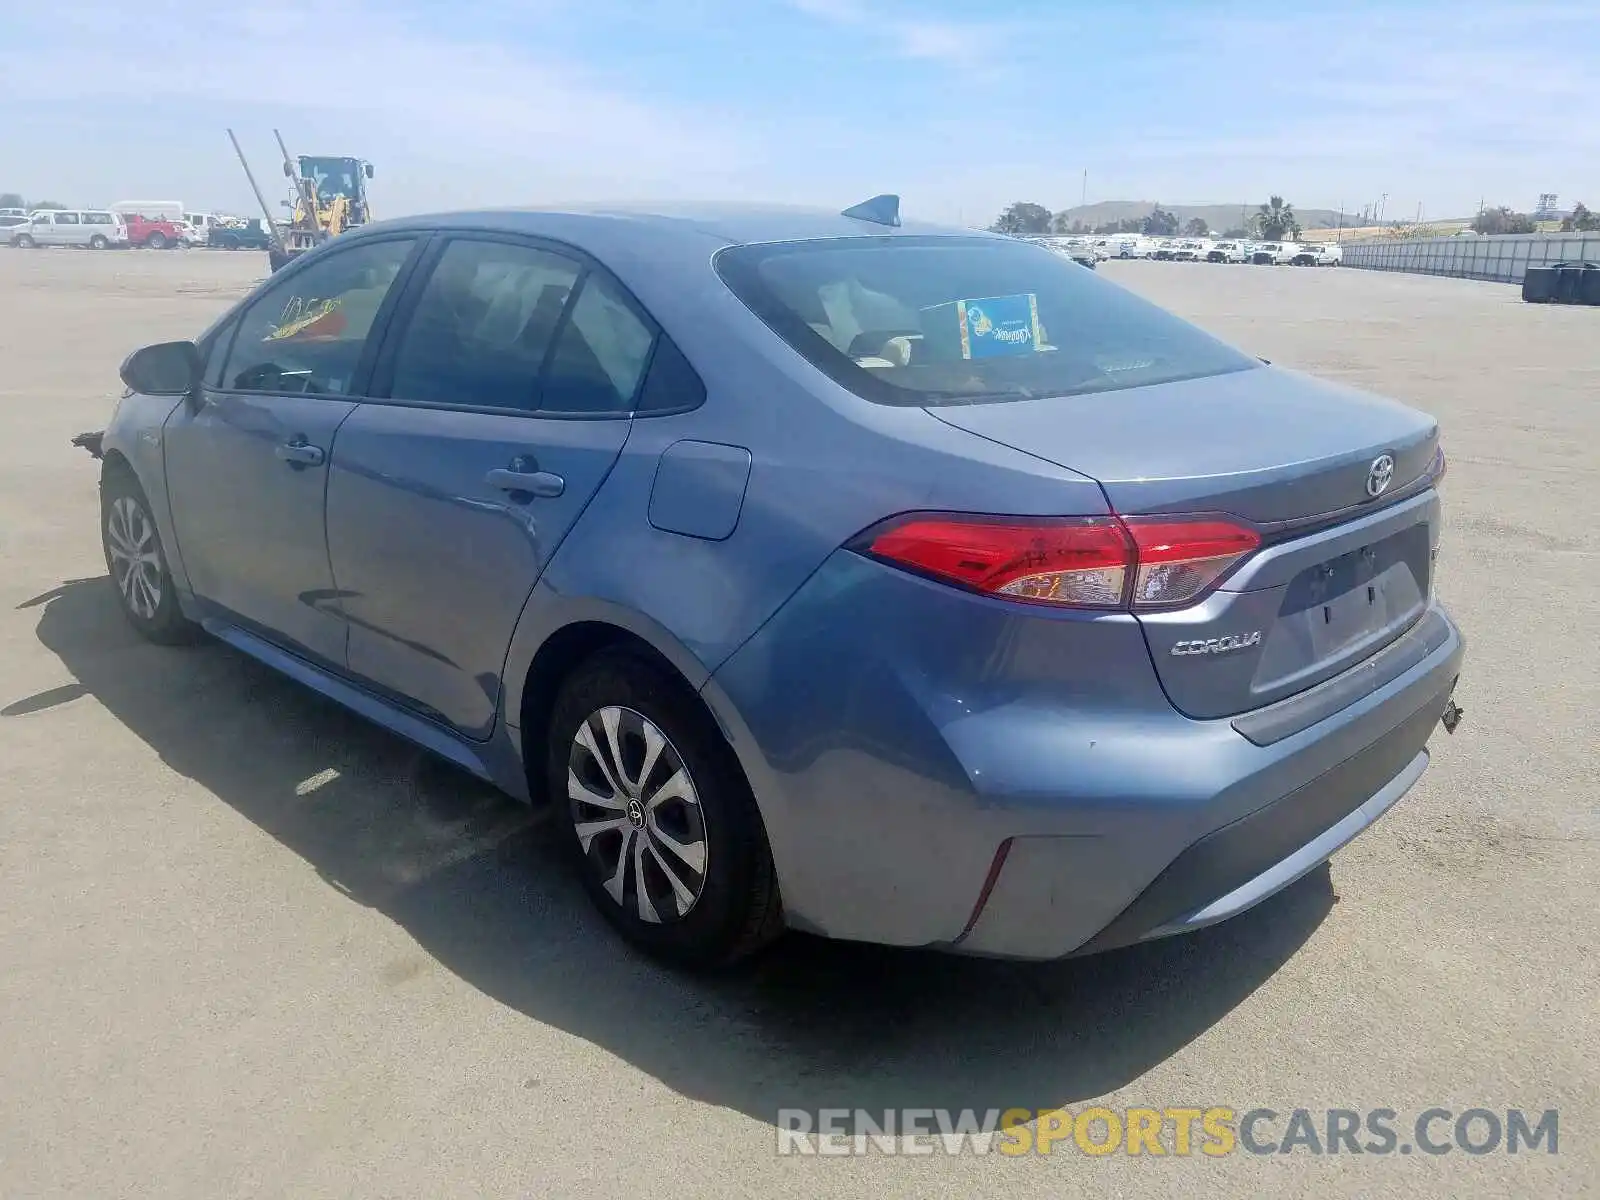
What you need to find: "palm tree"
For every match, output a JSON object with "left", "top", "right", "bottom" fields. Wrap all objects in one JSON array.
[{"left": 1253, "top": 196, "right": 1300, "bottom": 240}]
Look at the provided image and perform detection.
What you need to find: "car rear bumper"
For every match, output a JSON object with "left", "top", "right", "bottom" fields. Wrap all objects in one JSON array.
[{"left": 707, "top": 550, "right": 1464, "bottom": 959}]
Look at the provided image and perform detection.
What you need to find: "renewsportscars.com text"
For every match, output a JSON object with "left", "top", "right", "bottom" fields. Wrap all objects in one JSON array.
[{"left": 775, "top": 1106, "right": 1559, "bottom": 1157}]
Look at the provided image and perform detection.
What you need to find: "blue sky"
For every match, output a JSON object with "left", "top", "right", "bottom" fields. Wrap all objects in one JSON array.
[{"left": 2, "top": 0, "right": 1596, "bottom": 224}]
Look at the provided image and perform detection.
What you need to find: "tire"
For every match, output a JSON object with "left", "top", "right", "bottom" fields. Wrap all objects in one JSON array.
[
  {"left": 14, "top": 233, "right": 35, "bottom": 249},
  {"left": 100, "top": 465, "right": 200, "bottom": 645},
  {"left": 89, "top": 234, "right": 109, "bottom": 250},
  {"left": 547, "top": 649, "right": 782, "bottom": 968},
  {"left": 146, "top": 231, "right": 168, "bottom": 250}
]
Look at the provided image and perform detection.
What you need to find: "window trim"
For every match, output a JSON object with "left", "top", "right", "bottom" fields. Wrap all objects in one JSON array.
[
  {"left": 208, "top": 233, "right": 428, "bottom": 400},
  {"left": 363, "top": 229, "right": 704, "bottom": 422},
  {"left": 201, "top": 315, "right": 240, "bottom": 389}
]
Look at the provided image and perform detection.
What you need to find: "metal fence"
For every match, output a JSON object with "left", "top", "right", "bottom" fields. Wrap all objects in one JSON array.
[{"left": 1341, "top": 233, "right": 1600, "bottom": 283}]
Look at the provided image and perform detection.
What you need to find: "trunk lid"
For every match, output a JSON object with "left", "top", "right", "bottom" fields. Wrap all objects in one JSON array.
[{"left": 927, "top": 366, "right": 1442, "bottom": 718}]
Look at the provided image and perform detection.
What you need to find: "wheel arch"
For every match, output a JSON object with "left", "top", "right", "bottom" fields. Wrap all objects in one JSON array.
[{"left": 505, "top": 592, "right": 738, "bottom": 805}]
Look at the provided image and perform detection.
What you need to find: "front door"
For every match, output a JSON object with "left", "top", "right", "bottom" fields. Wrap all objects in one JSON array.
[
  {"left": 162, "top": 235, "right": 421, "bottom": 666},
  {"left": 325, "top": 234, "right": 656, "bottom": 738}
]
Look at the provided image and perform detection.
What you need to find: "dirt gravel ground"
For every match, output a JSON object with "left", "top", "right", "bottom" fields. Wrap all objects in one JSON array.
[{"left": 0, "top": 248, "right": 1595, "bottom": 1198}]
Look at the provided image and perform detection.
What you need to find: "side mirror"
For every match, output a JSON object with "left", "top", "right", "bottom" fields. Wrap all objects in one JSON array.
[
  {"left": 282, "top": 161, "right": 294, "bottom": 177},
  {"left": 364, "top": 163, "right": 374, "bottom": 179},
  {"left": 119, "top": 341, "right": 202, "bottom": 396}
]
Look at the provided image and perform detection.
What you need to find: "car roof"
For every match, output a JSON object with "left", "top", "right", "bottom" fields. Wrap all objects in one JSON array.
[{"left": 348, "top": 202, "right": 990, "bottom": 253}]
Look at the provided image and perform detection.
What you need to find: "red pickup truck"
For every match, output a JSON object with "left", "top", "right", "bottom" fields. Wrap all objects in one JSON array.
[{"left": 120, "top": 214, "right": 184, "bottom": 249}]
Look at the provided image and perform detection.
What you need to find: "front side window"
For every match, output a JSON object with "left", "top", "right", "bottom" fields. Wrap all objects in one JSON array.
[
  {"left": 716, "top": 235, "right": 1259, "bottom": 406},
  {"left": 388, "top": 239, "right": 582, "bottom": 411},
  {"left": 219, "top": 237, "right": 415, "bottom": 395}
]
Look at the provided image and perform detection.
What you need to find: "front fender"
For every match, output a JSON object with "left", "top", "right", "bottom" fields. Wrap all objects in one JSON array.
[{"left": 100, "top": 394, "right": 191, "bottom": 596}]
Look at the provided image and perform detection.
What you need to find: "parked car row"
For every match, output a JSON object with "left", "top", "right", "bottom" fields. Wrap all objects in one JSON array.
[
  {"left": 1018, "top": 232, "right": 1343, "bottom": 266},
  {"left": 1136, "top": 234, "right": 1343, "bottom": 266},
  {"left": 3, "top": 202, "right": 271, "bottom": 251},
  {"left": 1025, "top": 236, "right": 1106, "bottom": 269}
]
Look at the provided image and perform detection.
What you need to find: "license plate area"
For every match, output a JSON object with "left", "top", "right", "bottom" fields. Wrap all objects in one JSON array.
[
  {"left": 1257, "top": 526, "right": 1430, "bottom": 688},
  {"left": 1303, "top": 548, "right": 1398, "bottom": 657}
]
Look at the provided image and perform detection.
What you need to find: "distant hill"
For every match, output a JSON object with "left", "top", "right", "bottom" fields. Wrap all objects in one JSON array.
[{"left": 1050, "top": 200, "right": 1360, "bottom": 233}]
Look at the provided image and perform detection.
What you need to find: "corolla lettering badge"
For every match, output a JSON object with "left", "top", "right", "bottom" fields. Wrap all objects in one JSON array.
[{"left": 1171, "top": 632, "right": 1262, "bottom": 657}]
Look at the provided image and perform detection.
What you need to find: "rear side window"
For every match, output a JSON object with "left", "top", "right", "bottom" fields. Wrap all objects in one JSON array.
[
  {"left": 539, "top": 271, "right": 655, "bottom": 415},
  {"left": 388, "top": 239, "right": 582, "bottom": 411},
  {"left": 716, "top": 235, "right": 1258, "bottom": 406},
  {"left": 220, "top": 237, "right": 416, "bottom": 395},
  {"left": 54, "top": 212, "right": 81, "bottom": 225},
  {"left": 635, "top": 335, "right": 705, "bottom": 414}
]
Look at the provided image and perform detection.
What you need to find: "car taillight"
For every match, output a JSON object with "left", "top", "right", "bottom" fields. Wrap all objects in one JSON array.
[
  {"left": 864, "top": 516, "right": 1134, "bottom": 607},
  {"left": 1427, "top": 443, "right": 1447, "bottom": 485},
  {"left": 858, "top": 513, "right": 1260, "bottom": 610},
  {"left": 1122, "top": 519, "right": 1261, "bottom": 607}
]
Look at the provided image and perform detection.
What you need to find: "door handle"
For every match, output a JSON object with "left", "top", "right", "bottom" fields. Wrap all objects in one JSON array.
[
  {"left": 485, "top": 468, "right": 565, "bottom": 498},
  {"left": 276, "top": 439, "right": 325, "bottom": 466}
]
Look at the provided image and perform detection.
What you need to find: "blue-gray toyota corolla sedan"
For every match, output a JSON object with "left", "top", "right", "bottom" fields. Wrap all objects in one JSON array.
[{"left": 87, "top": 198, "right": 1464, "bottom": 967}]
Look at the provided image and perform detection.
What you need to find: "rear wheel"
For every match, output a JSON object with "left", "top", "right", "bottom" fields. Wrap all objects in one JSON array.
[
  {"left": 100, "top": 466, "right": 199, "bottom": 645},
  {"left": 547, "top": 650, "right": 782, "bottom": 968},
  {"left": 89, "top": 234, "right": 109, "bottom": 250}
]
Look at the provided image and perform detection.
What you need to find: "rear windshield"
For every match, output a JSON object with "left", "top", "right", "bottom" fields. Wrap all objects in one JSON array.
[{"left": 715, "top": 235, "right": 1258, "bottom": 406}]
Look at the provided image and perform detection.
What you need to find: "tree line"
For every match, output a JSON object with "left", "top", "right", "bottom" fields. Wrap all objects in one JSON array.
[
  {"left": 0, "top": 193, "right": 66, "bottom": 210},
  {"left": 990, "top": 196, "right": 1303, "bottom": 240},
  {"left": 1469, "top": 202, "right": 1600, "bottom": 234}
]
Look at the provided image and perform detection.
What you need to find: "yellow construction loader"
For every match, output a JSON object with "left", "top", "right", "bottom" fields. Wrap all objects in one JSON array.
[{"left": 228, "top": 129, "right": 375, "bottom": 272}]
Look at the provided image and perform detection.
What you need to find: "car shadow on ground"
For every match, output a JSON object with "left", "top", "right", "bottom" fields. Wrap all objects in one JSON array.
[{"left": 10, "top": 577, "right": 1334, "bottom": 1122}]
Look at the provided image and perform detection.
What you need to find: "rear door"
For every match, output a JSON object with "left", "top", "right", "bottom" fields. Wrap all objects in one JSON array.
[{"left": 324, "top": 233, "right": 655, "bottom": 738}]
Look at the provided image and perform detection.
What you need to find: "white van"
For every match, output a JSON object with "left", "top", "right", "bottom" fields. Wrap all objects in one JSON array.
[
  {"left": 8, "top": 209, "right": 129, "bottom": 249},
  {"left": 1294, "top": 242, "right": 1342, "bottom": 266},
  {"left": 183, "top": 212, "right": 223, "bottom": 244}
]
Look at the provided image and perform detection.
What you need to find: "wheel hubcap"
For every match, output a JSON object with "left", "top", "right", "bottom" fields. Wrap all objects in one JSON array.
[
  {"left": 568, "top": 706, "right": 708, "bottom": 924},
  {"left": 106, "top": 495, "right": 162, "bottom": 620}
]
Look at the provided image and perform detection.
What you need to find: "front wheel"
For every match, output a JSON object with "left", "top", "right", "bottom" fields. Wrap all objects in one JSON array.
[
  {"left": 89, "top": 234, "right": 109, "bottom": 250},
  {"left": 547, "top": 650, "right": 782, "bottom": 968},
  {"left": 145, "top": 231, "right": 168, "bottom": 250},
  {"left": 13, "top": 233, "right": 35, "bottom": 249},
  {"left": 100, "top": 467, "right": 200, "bottom": 644}
]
